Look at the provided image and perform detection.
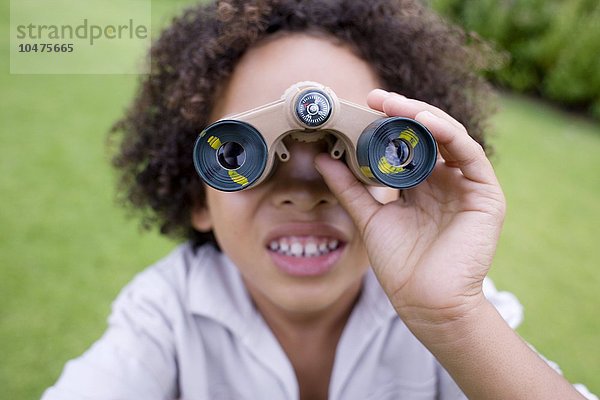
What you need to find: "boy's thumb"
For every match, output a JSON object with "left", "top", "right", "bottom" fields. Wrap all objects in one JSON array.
[{"left": 314, "top": 154, "right": 380, "bottom": 233}]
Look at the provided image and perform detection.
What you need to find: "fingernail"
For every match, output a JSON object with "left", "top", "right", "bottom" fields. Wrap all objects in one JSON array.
[
  {"left": 371, "top": 88, "right": 390, "bottom": 97},
  {"left": 314, "top": 162, "right": 322, "bottom": 175},
  {"left": 389, "top": 91, "right": 406, "bottom": 99},
  {"left": 314, "top": 154, "right": 326, "bottom": 174}
]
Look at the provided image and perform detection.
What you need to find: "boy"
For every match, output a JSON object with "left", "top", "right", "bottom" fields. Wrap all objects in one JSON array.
[{"left": 43, "top": 1, "right": 595, "bottom": 399}]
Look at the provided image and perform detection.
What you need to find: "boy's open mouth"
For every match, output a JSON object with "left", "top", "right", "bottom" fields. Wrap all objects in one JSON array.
[
  {"left": 268, "top": 236, "right": 341, "bottom": 257},
  {"left": 266, "top": 235, "right": 346, "bottom": 277}
]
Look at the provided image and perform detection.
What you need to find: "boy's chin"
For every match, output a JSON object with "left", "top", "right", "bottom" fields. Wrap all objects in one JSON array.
[
  {"left": 268, "top": 293, "right": 346, "bottom": 318},
  {"left": 258, "top": 275, "right": 365, "bottom": 319}
]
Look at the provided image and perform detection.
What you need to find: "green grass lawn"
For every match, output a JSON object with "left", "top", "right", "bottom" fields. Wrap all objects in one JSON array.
[
  {"left": 1, "top": 2, "right": 599, "bottom": 399},
  {"left": 488, "top": 93, "right": 600, "bottom": 393}
]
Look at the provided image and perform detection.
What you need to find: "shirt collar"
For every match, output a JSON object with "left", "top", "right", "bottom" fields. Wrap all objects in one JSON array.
[
  {"left": 186, "top": 244, "right": 399, "bottom": 399},
  {"left": 186, "top": 244, "right": 396, "bottom": 326},
  {"left": 186, "top": 244, "right": 298, "bottom": 398},
  {"left": 186, "top": 244, "right": 257, "bottom": 335}
]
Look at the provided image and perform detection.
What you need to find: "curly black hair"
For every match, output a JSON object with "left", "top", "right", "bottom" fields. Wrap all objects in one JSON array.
[{"left": 111, "top": 0, "right": 495, "bottom": 249}]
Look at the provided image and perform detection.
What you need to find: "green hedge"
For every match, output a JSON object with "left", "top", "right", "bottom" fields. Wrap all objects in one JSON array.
[{"left": 430, "top": 0, "right": 600, "bottom": 119}]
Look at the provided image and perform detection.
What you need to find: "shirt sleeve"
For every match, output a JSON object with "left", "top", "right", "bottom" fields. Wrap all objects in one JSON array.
[
  {"left": 41, "top": 269, "right": 179, "bottom": 400},
  {"left": 436, "top": 278, "right": 598, "bottom": 400}
]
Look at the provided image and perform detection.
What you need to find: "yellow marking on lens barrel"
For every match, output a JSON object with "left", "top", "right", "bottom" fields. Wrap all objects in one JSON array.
[
  {"left": 360, "top": 165, "right": 374, "bottom": 178},
  {"left": 378, "top": 156, "right": 405, "bottom": 175},
  {"left": 207, "top": 136, "right": 222, "bottom": 150},
  {"left": 228, "top": 170, "right": 249, "bottom": 186},
  {"left": 199, "top": 129, "right": 208, "bottom": 138},
  {"left": 399, "top": 128, "right": 419, "bottom": 148}
]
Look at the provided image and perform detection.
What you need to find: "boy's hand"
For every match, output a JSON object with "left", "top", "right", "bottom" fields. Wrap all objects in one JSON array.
[{"left": 315, "top": 89, "right": 506, "bottom": 329}]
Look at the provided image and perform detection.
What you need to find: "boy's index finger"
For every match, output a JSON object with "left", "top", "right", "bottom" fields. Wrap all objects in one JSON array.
[
  {"left": 366, "top": 89, "right": 393, "bottom": 112},
  {"left": 381, "top": 96, "right": 465, "bottom": 131},
  {"left": 415, "top": 111, "right": 497, "bottom": 185},
  {"left": 367, "top": 91, "right": 495, "bottom": 185},
  {"left": 366, "top": 89, "right": 407, "bottom": 113}
]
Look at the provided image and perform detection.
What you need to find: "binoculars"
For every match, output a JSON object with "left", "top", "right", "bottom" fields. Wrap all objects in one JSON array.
[{"left": 193, "top": 82, "right": 437, "bottom": 192}]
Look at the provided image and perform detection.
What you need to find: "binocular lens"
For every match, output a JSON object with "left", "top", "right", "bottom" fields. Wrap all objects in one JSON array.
[
  {"left": 385, "top": 138, "right": 413, "bottom": 168},
  {"left": 193, "top": 120, "right": 268, "bottom": 192},
  {"left": 357, "top": 117, "right": 437, "bottom": 189},
  {"left": 217, "top": 142, "right": 246, "bottom": 170}
]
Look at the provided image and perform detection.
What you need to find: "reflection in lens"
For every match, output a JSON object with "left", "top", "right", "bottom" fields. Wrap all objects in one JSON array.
[
  {"left": 217, "top": 142, "right": 246, "bottom": 170},
  {"left": 385, "top": 138, "right": 411, "bottom": 167}
]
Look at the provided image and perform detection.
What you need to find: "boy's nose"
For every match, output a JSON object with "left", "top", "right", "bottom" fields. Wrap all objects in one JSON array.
[{"left": 269, "top": 138, "right": 337, "bottom": 211}]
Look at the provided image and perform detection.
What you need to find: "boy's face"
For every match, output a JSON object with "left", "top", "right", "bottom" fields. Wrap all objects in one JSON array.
[{"left": 192, "top": 34, "right": 397, "bottom": 317}]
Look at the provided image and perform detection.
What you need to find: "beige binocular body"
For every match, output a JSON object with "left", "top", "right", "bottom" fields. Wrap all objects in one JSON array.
[{"left": 193, "top": 81, "right": 437, "bottom": 192}]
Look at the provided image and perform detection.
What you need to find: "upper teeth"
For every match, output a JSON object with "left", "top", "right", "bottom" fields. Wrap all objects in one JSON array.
[{"left": 269, "top": 237, "right": 340, "bottom": 257}]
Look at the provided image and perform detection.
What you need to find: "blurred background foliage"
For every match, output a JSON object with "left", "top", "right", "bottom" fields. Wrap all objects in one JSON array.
[{"left": 430, "top": 0, "right": 600, "bottom": 119}]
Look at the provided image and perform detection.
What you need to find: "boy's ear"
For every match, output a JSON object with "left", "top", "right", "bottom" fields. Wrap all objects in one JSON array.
[{"left": 191, "top": 206, "right": 212, "bottom": 232}]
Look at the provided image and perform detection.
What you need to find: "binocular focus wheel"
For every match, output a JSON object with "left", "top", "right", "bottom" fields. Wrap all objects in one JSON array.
[
  {"left": 357, "top": 117, "right": 437, "bottom": 189},
  {"left": 193, "top": 120, "right": 268, "bottom": 192}
]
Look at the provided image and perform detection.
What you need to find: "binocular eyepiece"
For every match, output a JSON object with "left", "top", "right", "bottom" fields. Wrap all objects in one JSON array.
[{"left": 193, "top": 82, "right": 437, "bottom": 192}]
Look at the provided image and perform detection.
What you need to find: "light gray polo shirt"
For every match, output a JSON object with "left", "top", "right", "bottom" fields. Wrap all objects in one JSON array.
[{"left": 42, "top": 243, "right": 595, "bottom": 400}]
